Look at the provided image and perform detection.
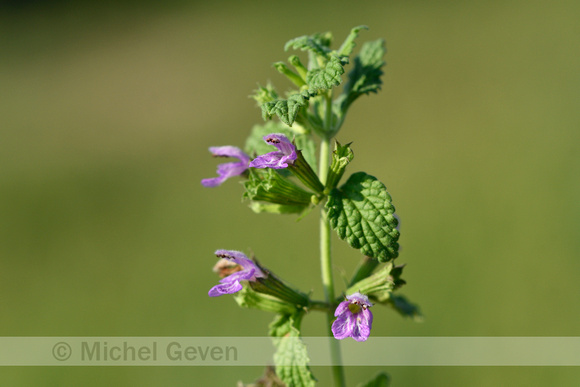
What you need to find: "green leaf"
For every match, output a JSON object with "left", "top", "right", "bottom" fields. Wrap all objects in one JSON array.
[
  {"left": 270, "top": 313, "right": 316, "bottom": 387},
  {"left": 274, "top": 62, "right": 306, "bottom": 88},
  {"left": 326, "top": 172, "right": 400, "bottom": 262},
  {"left": 284, "top": 31, "right": 333, "bottom": 60},
  {"left": 251, "top": 83, "right": 279, "bottom": 105},
  {"left": 245, "top": 121, "right": 316, "bottom": 173},
  {"left": 339, "top": 39, "right": 386, "bottom": 112},
  {"left": 306, "top": 55, "right": 345, "bottom": 94},
  {"left": 268, "top": 314, "right": 294, "bottom": 338},
  {"left": 337, "top": 25, "right": 368, "bottom": 57},
  {"left": 356, "top": 372, "right": 391, "bottom": 387},
  {"left": 288, "top": 55, "right": 308, "bottom": 80},
  {"left": 261, "top": 93, "right": 309, "bottom": 127}
]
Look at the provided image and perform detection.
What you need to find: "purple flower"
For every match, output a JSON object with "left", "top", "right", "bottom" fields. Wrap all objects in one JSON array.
[
  {"left": 201, "top": 146, "right": 250, "bottom": 187},
  {"left": 331, "top": 292, "right": 374, "bottom": 342},
  {"left": 249, "top": 133, "right": 297, "bottom": 169},
  {"left": 208, "top": 250, "right": 265, "bottom": 297}
]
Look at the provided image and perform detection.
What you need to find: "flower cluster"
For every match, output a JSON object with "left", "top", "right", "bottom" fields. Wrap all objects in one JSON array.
[{"left": 203, "top": 135, "right": 377, "bottom": 341}]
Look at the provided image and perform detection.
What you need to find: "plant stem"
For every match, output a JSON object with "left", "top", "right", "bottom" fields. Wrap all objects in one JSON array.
[
  {"left": 308, "top": 300, "right": 331, "bottom": 312},
  {"left": 319, "top": 93, "right": 345, "bottom": 387}
]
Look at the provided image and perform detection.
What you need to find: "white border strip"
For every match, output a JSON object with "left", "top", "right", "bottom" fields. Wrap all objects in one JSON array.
[{"left": 0, "top": 337, "right": 578, "bottom": 366}]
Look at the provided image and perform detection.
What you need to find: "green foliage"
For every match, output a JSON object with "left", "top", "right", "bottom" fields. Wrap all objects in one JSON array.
[
  {"left": 284, "top": 31, "right": 333, "bottom": 60},
  {"left": 337, "top": 39, "right": 386, "bottom": 113},
  {"left": 274, "top": 62, "right": 307, "bottom": 88},
  {"left": 357, "top": 372, "right": 391, "bottom": 387},
  {"left": 269, "top": 313, "right": 316, "bottom": 387},
  {"left": 326, "top": 172, "right": 399, "bottom": 262},
  {"left": 251, "top": 83, "right": 279, "bottom": 105},
  {"left": 261, "top": 92, "right": 310, "bottom": 127},
  {"left": 234, "top": 26, "right": 415, "bottom": 386},
  {"left": 337, "top": 25, "right": 369, "bottom": 57},
  {"left": 306, "top": 55, "right": 345, "bottom": 94},
  {"left": 288, "top": 55, "right": 308, "bottom": 80},
  {"left": 260, "top": 26, "right": 382, "bottom": 134},
  {"left": 325, "top": 141, "right": 354, "bottom": 191}
]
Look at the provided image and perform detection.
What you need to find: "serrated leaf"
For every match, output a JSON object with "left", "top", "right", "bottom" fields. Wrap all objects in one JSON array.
[
  {"left": 270, "top": 313, "right": 316, "bottom": 387},
  {"left": 261, "top": 93, "right": 309, "bottom": 127},
  {"left": 339, "top": 39, "right": 386, "bottom": 112},
  {"left": 245, "top": 121, "right": 316, "bottom": 172},
  {"left": 337, "top": 25, "right": 368, "bottom": 57},
  {"left": 251, "top": 83, "right": 279, "bottom": 105},
  {"left": 268, "top": 314, "right": 294, "bottom": 338},
  {"left": 326, "top": 172, "right": 399, "bottom": 262},
  {"left": 306, "top": 55, "right": 345, "bottom": 94},
  {"left": 284, "top": 31, "right": 333, "bottom": 59},
  {"left": 356, "top": 372, "right": 391, "bottom": 387}
]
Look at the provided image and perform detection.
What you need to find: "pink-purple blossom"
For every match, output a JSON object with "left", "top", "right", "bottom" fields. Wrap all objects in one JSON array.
[
  {"left": 331, "top": 292, "right": 374, "bottom": 342},
  {"left": 201, "top": 146, "right": 250, "bottom": 187},
  {"left": 208, "top": 250, "right": 265, "bottom": 297},
  {"left": 249, "top": 133, "right": 297, "bottom": 169}
]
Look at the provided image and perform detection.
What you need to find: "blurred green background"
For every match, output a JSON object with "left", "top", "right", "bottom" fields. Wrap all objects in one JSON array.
[{"left": 1, "top": 0, "right": 579, "bottom": 385}]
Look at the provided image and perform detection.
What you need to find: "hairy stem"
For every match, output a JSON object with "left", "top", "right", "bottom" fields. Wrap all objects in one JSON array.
[{"left": 319, "top": 93, "right": 345, "bottom": 387}]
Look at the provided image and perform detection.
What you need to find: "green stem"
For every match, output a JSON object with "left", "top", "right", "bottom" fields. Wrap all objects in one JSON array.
[
  {"left": 319, "top": 93, "right": 345, "bottom": 387},
  {"left": 308, "top": 300, "right": 331, "bottom": 312}
]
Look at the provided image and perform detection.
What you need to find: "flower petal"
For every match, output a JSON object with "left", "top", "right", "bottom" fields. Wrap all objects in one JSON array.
[
  {"left": 214, "top": 249, "right": 250, "bottom": 261},
  {"left": 249, "top": 133, "right": 297, "bottom": 170},
  {"left": 209, "top": 146, "right": 250, "bottom": 164},
  {"left": 334, "top": 300, "right": 351, "bottom": 317},
  {"left": 208, "top": 279, "right": 243, "bottom": 297},
  {"left": 362, "top": 308, "right": 373, "bottom": 329},
  {"left": 218, "top": 268, "right": 255, "bottom": 283},
  {"left": 332, "top": 293, "right": 374, "bottom": 341},
  {"left": 250, "top": 151, "right": 288, "bottom": 169},
  {"left": 263, "top": 134, "right": 295, "bottom": 156},
  {"left": 332, "top": 314, "right": 356, "bottom": 340},
  {"left": 346, "top": 292, "right": 373, "bottom": 308},
  {"left": 349, "top": 309, "right": 373, "bottom": 342},
  {"left": 331, "top": 316, "right": 350, "bottom": 340},
  {"left": 214, "top": 250, "right": 265, "bottom": 278},
  {"left": 201, "top": 176, "right": 227, "bottom": 187},
  {"left": 201, "top": 146, "right": 250, "bottom": 187}
]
